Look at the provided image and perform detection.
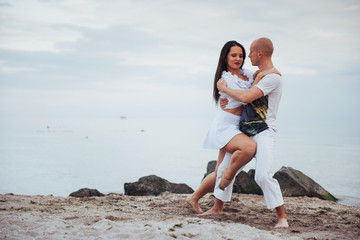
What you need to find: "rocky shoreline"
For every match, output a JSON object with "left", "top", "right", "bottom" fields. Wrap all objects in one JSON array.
[
  {"left": 123, "top": 165, "right": 337, "bottom": 202},
  {"left": 1, "top": 192, "right": 359, "bottom": 239},
  {"left": 1, "top": 165, "right": 359, "bottom": 239}
]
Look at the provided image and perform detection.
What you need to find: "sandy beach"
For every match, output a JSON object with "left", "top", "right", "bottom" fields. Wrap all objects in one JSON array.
[{"left": 0, "top": 192, "right": 359, "bottom": 240}]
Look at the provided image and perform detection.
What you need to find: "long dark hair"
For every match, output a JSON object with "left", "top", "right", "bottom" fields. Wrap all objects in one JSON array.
[{"left": 213, "top": 41, "right": 246, "bottom": 103}]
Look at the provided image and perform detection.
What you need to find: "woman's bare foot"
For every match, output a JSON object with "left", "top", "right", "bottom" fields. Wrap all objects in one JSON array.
[
  {"left": 219, "top": 169, "right": 232, "bottom": 190},
  {"left": 274, "top": 218, "right": 289, "bottom": 228},
  {"left": 186, "top": 195, "right": 203, "bottom": 214},
  {"left": 201, "top": 207, "right": 223, "bottom": 215}
]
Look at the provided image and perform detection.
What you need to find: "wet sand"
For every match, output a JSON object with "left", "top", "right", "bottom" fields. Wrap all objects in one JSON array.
[{"left": 0, "top": 193, "right": 359, "bottom": 239}]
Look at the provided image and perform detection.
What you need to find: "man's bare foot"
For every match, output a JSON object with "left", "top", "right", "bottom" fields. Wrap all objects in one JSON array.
[
  {"left": 201, "top": 207, "right": 223, "bottom": 215},
  {"left": 186, "top": 195, "right": 203, "bottom": 214},
  {"left": 274, "top": 218, "right": 289, "bottom": 228},
  {"left": 219, "top": 169, "right": 232, "bottom": 190}
]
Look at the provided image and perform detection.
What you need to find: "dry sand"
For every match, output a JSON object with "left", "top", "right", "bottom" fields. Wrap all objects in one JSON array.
[{"left": 0, "top": 192, "right": 359, "bottom": 239}]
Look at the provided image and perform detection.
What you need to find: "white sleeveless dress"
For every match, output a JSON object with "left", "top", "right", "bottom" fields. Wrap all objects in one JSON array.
[{"left": 203, "top": 69, "right": 254, "bottom": 149}]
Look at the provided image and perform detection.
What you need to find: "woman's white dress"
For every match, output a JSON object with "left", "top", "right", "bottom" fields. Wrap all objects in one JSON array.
[
  {"left": 203, "top": 69, "right": 254, "bottom": 149},
  {"left": 203, "top": 69, "right": 254, "bottom": 202}
]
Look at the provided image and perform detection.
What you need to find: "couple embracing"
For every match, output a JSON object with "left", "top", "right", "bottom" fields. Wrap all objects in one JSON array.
[{"left": 186, "top": 37, "right": 289, "bottom": 228}]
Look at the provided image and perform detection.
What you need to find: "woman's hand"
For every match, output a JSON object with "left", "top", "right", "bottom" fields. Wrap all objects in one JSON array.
[
  {"left": 217, "top": 78, "right": 227, "bottom": 92},
  {"left": 253, "top": 68, "right": 281, "bottom": 85},
  {"left": 253, "top": 70, "right": 261, "bottom": 79},
  {"left": 219, "top": 98, "right": 228, "bottom": 109}
]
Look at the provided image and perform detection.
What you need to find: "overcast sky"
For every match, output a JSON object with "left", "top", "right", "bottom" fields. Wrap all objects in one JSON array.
[{"left": 1, "top": 0, "right": 359, "bottom": 140}]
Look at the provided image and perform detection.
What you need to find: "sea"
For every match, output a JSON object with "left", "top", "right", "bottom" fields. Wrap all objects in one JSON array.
[{"left": 0, "top": 116, "right": 359, "bottom": 206}]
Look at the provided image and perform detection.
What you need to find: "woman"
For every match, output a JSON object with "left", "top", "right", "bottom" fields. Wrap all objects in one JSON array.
[{"left": 186, "top": 41, "right": 279, "bottom": 215}]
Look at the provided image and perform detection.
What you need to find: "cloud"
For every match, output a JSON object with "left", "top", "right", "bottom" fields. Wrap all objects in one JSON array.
[
  {"left": 344, "top": 4, "right": 360, "bottom": 11},
  {"left": 0, "top": 2, "right": 11, "bottom": 7},
  {"left": 0, "top": 0, "right": 359, "bottom": 136},
  {"left": 0, "top": 60, "right": 39, "bottom": 73},
  {"left": 0, "top": 12, "right": 83, "bottom": 52}
]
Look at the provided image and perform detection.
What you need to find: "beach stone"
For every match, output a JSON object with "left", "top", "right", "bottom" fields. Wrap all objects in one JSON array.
[
  {"left": 202, "top": 161, "right": 261, "bottom": 195},
  {"left": 233, "top": 171, "right": 263, "bottom": 195},
  {"left": 202, "top": 160, "right": 217, "bottom": 180},
  {"left": 274, "top": 166, "right": 337, "bottom": 201},
  {"left": 124, "top": 175, "right": 194, "bottom": 196},
  {"left": 248, "top": 169, "right": 256, "bottom": 179},
  {"left": 201, "top": 160, "right": 217, "bottom": 193},
  {"left": 69, "top": 188, "right": 104, "bottom": 198}
]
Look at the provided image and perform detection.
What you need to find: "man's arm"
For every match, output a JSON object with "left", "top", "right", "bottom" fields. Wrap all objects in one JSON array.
[
  {"left": 217, "top": 69, "right": 280, "bottom": 104},
  {"left": 217, "top": 79, "right": 264, "bottom": 103}
]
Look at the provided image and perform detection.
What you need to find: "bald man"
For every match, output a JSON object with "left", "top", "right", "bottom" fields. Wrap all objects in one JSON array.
[{"left": 217, "top": 37, "right": 289, "bottom": 228}]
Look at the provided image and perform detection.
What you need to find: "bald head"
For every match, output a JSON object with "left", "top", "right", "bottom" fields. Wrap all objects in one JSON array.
[{"left": 252, "top": 37, "right": 274, "bottom": 57}]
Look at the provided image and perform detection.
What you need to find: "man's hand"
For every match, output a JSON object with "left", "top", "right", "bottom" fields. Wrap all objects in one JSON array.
[
  {"left": 253, "top": 69, "right": 261, "bottom": 79},
  {"left": 217, "top": 78, "right": 227, "bottom": 92},
  {"left": 219, "top": 98, "right": 228, "bottom": 109}
]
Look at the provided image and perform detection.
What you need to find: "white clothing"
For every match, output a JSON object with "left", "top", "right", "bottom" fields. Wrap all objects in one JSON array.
[
  {"left": 213, "top": 127, "right": 284, "bottom": 207},
  {"left": 203, "top": 69, "right": 254, "bottom": 149},
  {"left": 251, "top": 74, "right": 284, "bottom": 209},
  {"left": 252, "top": 129, "right": 284, "bottom": 209},
  {"left": 254, "top": 73, "right": 282, "bottom": 132},
  {"left": 202, "top": 110, "right": 241, "bottom": 149},
  {"left": 213, "top": 152, "right": 243, "bottom": 202},
  {"left": 213, "top": 72, "right": 284, "bottom": 209},
  {"left": 203, "top": 69, "right": 254, "bottom": 200},
  {"left": 220, "top": 69, "right": 254, "bottom": 109}
]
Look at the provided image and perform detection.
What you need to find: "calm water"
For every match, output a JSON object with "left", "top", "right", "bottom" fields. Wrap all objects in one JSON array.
[{"left": 0, "top": 116, "right": 359, "bottom": 206}]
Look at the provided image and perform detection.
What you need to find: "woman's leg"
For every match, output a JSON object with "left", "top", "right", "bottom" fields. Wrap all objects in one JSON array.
[
  {"left": 186, "top": 150, "right": 225, "bottom": 214},
  {"left": 202, "top": 134, "right": 256, "bottom": 215},
  {"left": 201, "top": 198, "right": 225, "bottom": 215},
  {"left": 219, "top": 133, "right": 256, "bottom": 190}
]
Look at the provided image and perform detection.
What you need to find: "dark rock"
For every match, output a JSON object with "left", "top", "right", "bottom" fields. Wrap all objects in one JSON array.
[
  {"left": 201, "top": 160, "right": 261, "bottom": 195},
  {"left": 202, "top": 160, "right": 217, "bottom": 180},
  {"left": 201, "top": 160, "right": 217, "bottom": 193},
  {"left": 124, "top": 175, "right": 194, "bottom": 196},
  {"left": 233, "top": 171, "right": 263, "bottom": 195},
  {"left": 69, "top": 188, "right": 104, "bottom": 198},
  {"left": 248, "top": 169, "right": 256, "bottom": 179},
  {"left": 274, "top": 166, "right": 337, "bottom": 201}
]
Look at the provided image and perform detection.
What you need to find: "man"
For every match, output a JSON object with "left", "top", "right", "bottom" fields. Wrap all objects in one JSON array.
[{"left": 217, "top": 37, "right": 288, "bottom": 228}]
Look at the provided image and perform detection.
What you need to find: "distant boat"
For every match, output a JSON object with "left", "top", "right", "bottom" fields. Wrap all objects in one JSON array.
[{"left": 120, "top": 115, "right": 127, "bottom": 119}]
